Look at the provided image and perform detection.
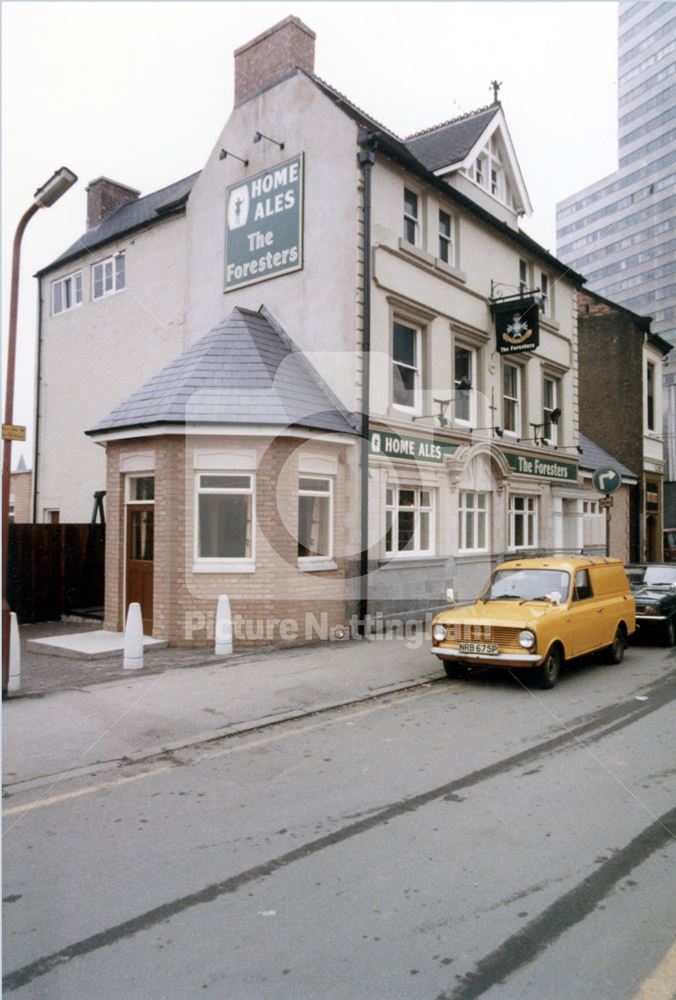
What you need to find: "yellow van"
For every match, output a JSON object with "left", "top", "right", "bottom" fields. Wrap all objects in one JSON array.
[{"left": 431, "top": 556, "right": 636, "bottom": 688}]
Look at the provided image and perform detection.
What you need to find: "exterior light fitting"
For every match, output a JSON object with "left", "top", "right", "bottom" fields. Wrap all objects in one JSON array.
[
  {"left": 253, "top": 131, "right": 285, "bottom": 150},
  {"left": 219, "top": 149, "right": 249, "bottom": 166},
  {"left": 33, "top": 166, "right": 78, "bottom": 208},
  {"left": 412, "top": 385, "right": 471, "bottom": 428}
]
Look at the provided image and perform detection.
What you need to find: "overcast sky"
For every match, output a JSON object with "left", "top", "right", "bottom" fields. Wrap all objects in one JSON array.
[{"left": 2, "top": 1, "right": 619, "bottom": 468}]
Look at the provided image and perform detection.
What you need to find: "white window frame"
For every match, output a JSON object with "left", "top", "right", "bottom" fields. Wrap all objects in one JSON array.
[
  {"left": 385, "top": 486, "right": 434, "bottom": 557},
  {"left": 508, "top": 494, "right": 538, "bottom": 551},
  {"left": 438, "top": 209, "right": 454, "bottom": 266},
  {"left": 194, "top": 472, "right": 255, "bottom": 573},
  {"left": 502, "top": 361, "right": 522, "bottom": 437},
  {"left": 458, "top": 491, "right": 489, "bottom": 553},
  {"left": 543, "top": 375, "right": 560, "bottom": 446},
  {"left": 52, "top": 270, "right": 83, "bottom": 315},
  {"left": 453, "top": 343, "right": 477, "bottom": 426},
  {"left": 92, "top": 252, "right": 126, "bottom": 301},
  {"left": 297, "top": 476, "right": 334, "bottom": 568},
  {"left": 519, "top": 258, "right": 529, "bottom": 293},
  {"left": 539, "top": 271, "right": 551, "bottom": 317},
  {"left": 392, "top": 319, "right": 422, "bottom": 414},
  {"left": 403, "top": 188, "right": 420, "bottom": 246},
  {"left": 126, "top": 474, "right": 155, "bottom": 504}
]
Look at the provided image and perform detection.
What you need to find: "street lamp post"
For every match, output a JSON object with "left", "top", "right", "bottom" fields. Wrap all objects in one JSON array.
[{"left": 2, "top": 167, "right": 77, "bottom": 697}]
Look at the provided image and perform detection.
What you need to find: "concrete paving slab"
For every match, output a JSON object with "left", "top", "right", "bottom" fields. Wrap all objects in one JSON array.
[{"left": 27, "top": 630, "right": 169, "bottom": 660}]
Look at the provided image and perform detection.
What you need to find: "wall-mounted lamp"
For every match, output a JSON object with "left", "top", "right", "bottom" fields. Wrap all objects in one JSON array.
[
  {"left": 554, "top": 444, "right": 584, "bottom": 454},
  {"left": 219, "top": 149, "right": 249, "bottom": 166},
  {"left": 411, "top": 381, "right": 472, "bottom": 428},
  {"left": 519, "top": 408, "right": 562, "bottom": 446},
  {"left": 253, "top": 131, "right": 285, "bottom": 150}
]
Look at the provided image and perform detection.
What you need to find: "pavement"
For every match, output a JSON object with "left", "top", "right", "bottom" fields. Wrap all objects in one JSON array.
[{"left": 3, "top": 620, "right": 440, "bottom": 792}]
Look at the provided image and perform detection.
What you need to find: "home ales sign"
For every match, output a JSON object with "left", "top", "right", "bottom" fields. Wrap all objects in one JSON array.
[{"left": 225, "top": 154, "right": 304, "bottom": 291}]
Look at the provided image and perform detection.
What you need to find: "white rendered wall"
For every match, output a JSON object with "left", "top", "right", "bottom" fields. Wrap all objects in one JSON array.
[
  {"left": 36, "top": 216, "right": 189, "bottom": 522},
  {"left": 184, "top": 73, "right": 361, "bottom": 413}
]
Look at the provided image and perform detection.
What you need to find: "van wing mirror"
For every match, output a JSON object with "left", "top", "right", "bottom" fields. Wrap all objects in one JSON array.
[{"left": 446, "top": 588, "right": 456, "bottom": 605}]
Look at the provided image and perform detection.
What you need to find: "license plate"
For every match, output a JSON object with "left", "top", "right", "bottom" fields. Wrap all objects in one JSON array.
[{"left": 458, "top": 642, "right": 499, "bottom": 655}]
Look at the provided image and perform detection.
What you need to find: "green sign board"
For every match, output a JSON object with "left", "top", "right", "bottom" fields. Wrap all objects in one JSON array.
[
  {"left": 504, "top": 451, "right": 578, "bottom": 482},
  {"left": 369, "top": 430, "right": 458, "bottom": 464},
  {"left": 225, "top": 153, "right": 304, "bottom": 291}
]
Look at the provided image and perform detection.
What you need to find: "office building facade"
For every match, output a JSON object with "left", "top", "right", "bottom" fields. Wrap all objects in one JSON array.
[{"left": 556, "top": 1, "right": 676, "bottom": 344}]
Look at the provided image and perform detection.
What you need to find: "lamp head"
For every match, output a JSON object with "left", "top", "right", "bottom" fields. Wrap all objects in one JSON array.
[{"left": 34, "top": 167, "right": 77, "bottom": 208}]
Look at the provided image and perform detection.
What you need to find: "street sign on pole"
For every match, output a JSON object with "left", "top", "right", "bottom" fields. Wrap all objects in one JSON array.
[{"left": 592, "top": 466, "right": 621, "bottom": 494}]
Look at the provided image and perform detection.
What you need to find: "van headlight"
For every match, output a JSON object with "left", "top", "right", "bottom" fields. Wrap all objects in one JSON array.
[
  {"left": 642, "top": 605, "right": 658, "bottom": 616},
  {"left": 432, "top": 624, "right": 447, "bottom": 642},
  {"left": 519, "top": 629, "right": 536, "bottom": 649}
]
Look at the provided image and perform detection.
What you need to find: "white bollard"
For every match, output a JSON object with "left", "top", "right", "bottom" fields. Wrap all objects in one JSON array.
[
  {"left": 123, "top": 602, "right": 144, "bottom": 670},
  {"left": 8, "top": 612, "right": 21, "bottom": 693},
  {"left": 215, "top": 594, "right": 233, "bottom": 656}
]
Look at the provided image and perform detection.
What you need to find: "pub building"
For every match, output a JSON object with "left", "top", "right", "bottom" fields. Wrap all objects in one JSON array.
[{"left": 36, "top": 16, "right": 593, "bottom": 646}]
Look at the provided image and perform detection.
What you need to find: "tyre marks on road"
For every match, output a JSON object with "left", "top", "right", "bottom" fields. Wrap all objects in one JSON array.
[
  {"left": 4, "top": 667, "right": 676, "bottom": 993},
  {"left": 438, "top": 805, "right": 676, "bottom": 1000}
]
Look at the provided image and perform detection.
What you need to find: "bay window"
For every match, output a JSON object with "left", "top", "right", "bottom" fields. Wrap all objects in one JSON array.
[
  {"left": 196, "top": 474, "right": 254, "bottom": 564},
  {"left": 298, "top": 477, "right": 333, "bottom": 560}
]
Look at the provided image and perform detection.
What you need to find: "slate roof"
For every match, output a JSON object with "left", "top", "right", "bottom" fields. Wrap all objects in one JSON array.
[
  {"left": 578, "top": 433, "right": 637, "bottom": 479},
  {"left": 38, "top": 172, "right": 201, "bottom": 275},
  {"left": 405, "top": 106, "right": 500, "bottom": 172},
  {"left": 87, "top": 306, "right": 360, "bottom": 437}
]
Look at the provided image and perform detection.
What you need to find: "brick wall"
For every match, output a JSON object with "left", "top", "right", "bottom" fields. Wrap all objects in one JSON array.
[
  {"left": 86, "top": 177, "right": 140, "bottom": 229},
  {"left": 577, "top": 290, "right": 644, "bottom": 477},
  {"left": 10, "top": 470, "right": 32, "bottom": 523},
  {"left": 234, "top": 16, "right": 316, "bottom": 103},
  {"left": 104, "top": 432, "right": 358, "bottom": 647}
]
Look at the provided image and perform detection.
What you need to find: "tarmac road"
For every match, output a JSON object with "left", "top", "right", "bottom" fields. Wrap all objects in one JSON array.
[{"left": 3, "top": 639, "right": 676, "bottom": 999}]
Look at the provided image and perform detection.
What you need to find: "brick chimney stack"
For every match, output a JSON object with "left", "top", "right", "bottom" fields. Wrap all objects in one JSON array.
[
  {"left": 234, "top": 16, "right": 316, "bottom": 103},
  {"left": 86, "top": 177, "right": 140, "bottom": 230}
]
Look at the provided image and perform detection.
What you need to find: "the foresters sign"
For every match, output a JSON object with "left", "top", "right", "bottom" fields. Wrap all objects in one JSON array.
[{"left": 225, "top": 154, "right": 304, "bottom": 291}]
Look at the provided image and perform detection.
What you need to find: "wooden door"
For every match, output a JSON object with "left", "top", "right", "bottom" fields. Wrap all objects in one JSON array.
[{"left": 126, "top": 505, "right": 154, "bottom": 634}]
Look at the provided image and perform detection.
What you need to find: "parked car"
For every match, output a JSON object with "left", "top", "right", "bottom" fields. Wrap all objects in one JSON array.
[
  {"left": 627, "top": 563, "right": 676, "bottom": 645},
  {"left": 663, "top": 529, "right": 676, "bottom": 563},
  {"left": 430, "top": 556, "right": 636, "bottom": 689}
]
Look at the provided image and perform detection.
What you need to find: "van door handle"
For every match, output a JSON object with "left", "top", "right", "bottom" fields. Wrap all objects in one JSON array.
[{"left": 597, "top": 608, "right": 604, "bottom": 613}]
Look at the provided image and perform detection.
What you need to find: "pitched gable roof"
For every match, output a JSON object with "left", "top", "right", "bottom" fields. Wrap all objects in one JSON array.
[
  {"left": 87, "top": 306, "right": 359, "bottom": 438},
  {"left": 38, "top": 172, "right": 200, "bottom": 276},
  {"left": 405, "top": 106, "right": 500, "bottom": 172}
]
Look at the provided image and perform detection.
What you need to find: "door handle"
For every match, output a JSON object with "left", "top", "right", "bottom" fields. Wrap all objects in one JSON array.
[{"left": 597, "top": 608, "right": 604, "bottom": 613}]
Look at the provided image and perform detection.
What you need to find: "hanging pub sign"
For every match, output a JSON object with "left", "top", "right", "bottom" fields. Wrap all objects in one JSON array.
[
  {"left": 494, "top": 297, "right": 539, "bottom": 355},
  {"left": 225, "top": 153, "right": 304, "bottom": 291}
]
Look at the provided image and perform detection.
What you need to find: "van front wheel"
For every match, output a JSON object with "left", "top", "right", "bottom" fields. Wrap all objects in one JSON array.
[{"left": 534, "top": 646, "right": 561, "bottom": 689}]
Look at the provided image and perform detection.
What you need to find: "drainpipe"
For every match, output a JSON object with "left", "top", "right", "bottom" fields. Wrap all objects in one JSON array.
[{"left": 357, "top": 137, "right": 376, "bottom": 635}]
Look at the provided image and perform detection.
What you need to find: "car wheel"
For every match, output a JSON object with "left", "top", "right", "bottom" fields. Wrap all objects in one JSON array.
[
  {"left": 534, "top": 646, "right": 561, "bottom": 689},
  {"left": 606, "top": 626, "right": 626, "bottom": 664},
  {"left": 664, "top": 619, "right": 676, "bottom": 647},
  {"left": 442, "top": 661, "right": 467, "bottom": 680}
]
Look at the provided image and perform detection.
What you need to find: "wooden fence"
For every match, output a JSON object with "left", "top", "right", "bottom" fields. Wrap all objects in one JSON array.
[{"left": 7, "top": 524, "right": 105, "bottom": 623}]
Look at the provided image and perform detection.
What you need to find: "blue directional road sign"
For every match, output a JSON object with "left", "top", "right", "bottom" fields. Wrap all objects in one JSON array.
[{"left": 592, "top": 466, "right": 621, "bottom": 494}]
